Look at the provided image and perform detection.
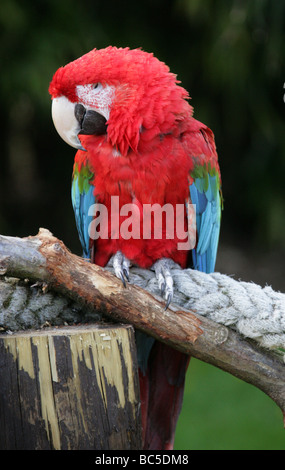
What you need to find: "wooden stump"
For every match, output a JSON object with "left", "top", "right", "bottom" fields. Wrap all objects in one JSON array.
[{"left": 0, "top": 323, "right": 142, "bottom": 450}]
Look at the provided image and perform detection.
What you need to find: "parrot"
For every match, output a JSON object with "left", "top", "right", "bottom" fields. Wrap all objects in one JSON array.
[{"left": 49, "top": 46, "right": 222, "bottom": 450}]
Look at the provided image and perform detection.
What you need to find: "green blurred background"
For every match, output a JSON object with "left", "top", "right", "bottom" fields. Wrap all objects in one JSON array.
[{"left": 0, "top": 0, "right": 284, "bottom": 449}]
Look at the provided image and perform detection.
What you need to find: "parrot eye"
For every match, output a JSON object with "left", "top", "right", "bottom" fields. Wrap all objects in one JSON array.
[{"left": 92, "top": 83, "right": 102, "bottom": 92}]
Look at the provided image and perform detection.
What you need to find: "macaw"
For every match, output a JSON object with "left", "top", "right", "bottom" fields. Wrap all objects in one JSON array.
[{"left": 49, "top": 46, "right": 222, "bottom": 450}]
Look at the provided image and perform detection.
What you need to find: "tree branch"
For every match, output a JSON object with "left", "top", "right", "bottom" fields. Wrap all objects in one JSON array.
[{"left": 1, "top": 228, "right": 285, "bottom": 418}]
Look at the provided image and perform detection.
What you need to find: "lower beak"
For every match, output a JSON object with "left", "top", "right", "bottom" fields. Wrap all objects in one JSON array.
[{"left": 51, "top": 96, "right": 86, "bottom": 151}]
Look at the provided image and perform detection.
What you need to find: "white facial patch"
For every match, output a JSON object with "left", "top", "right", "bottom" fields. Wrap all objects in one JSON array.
[{"left": 76, "top": 83, "right": 115, "bottom": 121}]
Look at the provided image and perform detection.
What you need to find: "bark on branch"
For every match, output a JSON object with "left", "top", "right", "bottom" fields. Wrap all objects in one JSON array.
[{"left": 0, "top": 228, "right": 285, "bottom": 419}]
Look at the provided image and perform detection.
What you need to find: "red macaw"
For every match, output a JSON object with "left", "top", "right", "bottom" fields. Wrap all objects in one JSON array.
[{"left": 49, "top": 46, "right": 222, "bottom": 450}]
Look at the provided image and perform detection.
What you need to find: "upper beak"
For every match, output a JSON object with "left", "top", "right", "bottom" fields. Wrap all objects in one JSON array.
[{"left": 51, "top": 96, "right": 86, "bottom": 151}]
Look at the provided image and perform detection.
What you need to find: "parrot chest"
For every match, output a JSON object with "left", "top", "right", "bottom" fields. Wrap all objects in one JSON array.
[
  {"left": 90, "top": 138, "right": 191, "bottom": 205},
  {"left": 84, "top": 142, "right": 191, "bottom": 268}
]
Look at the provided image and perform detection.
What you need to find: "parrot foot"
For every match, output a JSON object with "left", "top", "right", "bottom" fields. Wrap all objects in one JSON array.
[
  {"left": 153, "top": 258, "right": 174, "bottom": 310},
  {"left": 112, "top": 251, "right": 130, "bottom": 287}
]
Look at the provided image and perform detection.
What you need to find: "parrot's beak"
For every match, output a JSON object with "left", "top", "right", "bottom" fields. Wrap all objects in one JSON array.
[
  {"left": 51, "top": 96, "right": 86, "bottom": 151},
  {"left": 52, "top": 96, "right": 108, "bottom": 151}
]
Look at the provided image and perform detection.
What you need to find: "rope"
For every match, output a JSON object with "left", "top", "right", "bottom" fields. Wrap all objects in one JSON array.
[
  {"left": 1, "top": 263, "right": 285, "bottom": 350},
  {"left": 128, "top": 262, "right": 285, "bottom": 350}
]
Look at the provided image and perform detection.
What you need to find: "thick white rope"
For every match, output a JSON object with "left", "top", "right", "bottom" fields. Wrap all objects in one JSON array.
[
  {"left": 1, "top": 264, "right": 285, "bottom": 350},
  {"left": 129, "top": 262, "right": 285, "bottom": 350}
]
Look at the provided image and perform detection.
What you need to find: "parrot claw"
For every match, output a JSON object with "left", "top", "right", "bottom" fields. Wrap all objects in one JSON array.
[
  {"left": 153, "top": 258, "right": 174, "bottom": 310},
  {"left": 123, "top": 267, "right": 130, "bottom": 282},
  {"left": 112, "top": 251, "right": 130, "bottom": 287},
  {"left": 119, "top": 271, "right": 126, "bottom": 288},
  {"left": 165, "top": 291, "right": 173, "bottom": 311}
]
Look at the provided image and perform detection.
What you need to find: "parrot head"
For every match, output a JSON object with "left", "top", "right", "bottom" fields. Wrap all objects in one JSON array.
[{"left": 49, "top": 46, "right": 192, "bottom": 156}]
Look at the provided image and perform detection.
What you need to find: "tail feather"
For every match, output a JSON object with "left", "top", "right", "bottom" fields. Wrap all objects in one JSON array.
[{"left": 139, "top": 340, "right": 190, "bottom": 450}]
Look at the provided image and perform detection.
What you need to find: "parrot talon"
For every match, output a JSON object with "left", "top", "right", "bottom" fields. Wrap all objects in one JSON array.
[
  {"left": 165, "top": 292, "right": 173, "bottom": 311},
  {"left": 153, "top": 258, "right": 174, "bottom": 309},
  {"left": 123, "top": 267, "right": 130, "bottom": 282},
  {"left": 113, "top": 251, "right": 130, "bottom": 287}
]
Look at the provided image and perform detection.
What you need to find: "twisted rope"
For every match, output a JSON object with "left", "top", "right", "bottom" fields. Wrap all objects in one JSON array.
[
  {"left": 1, "top": 262, "right": 285, "bottom": 350},
  {"left": 127, "top": 262, "right": 285, "bottom": 350}
]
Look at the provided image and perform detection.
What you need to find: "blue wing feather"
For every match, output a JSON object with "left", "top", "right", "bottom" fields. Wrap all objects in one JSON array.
[
  {"left": 71, "top": 167, "right": 96, "bottom": 260},
  {"left": 189, "top": 173, "right": 221, "bottom": 274}
]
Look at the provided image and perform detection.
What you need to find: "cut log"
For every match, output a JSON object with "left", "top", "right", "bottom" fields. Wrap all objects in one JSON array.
[{"left": 0, "top": 323, "right": 141, "bottom": 450}]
